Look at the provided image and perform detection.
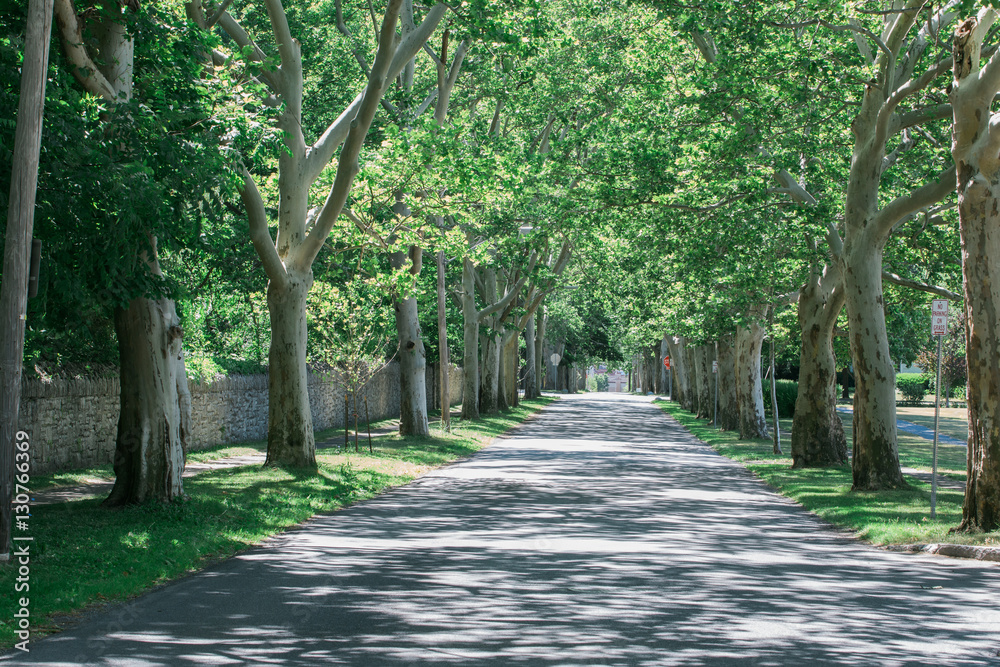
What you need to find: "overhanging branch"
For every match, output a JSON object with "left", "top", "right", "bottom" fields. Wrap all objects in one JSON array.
[{"left": 882, "top": 271, "right": 961, "bottom": 300}]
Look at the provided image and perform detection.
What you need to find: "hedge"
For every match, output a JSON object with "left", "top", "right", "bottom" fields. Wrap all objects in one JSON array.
[
  {"left": 896, "top": 374, "right": 930, "bottom": 404},
  {"left": 764, "top": 379, "right": 798, "bottom": 419}
]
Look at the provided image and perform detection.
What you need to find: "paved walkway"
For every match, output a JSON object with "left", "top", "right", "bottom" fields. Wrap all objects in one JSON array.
[
  {"left": 836, "top": 405, "right": 968, "bottom": 447},
  {"left": 33, "top": 422, "right": 409, "bottom": 506},
  {"left": 9, "top": 394, "right": 1000, "bottom": 665}
]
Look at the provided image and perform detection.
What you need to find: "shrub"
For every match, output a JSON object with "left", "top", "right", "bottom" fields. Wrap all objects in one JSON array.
[
  {"left": 764, "top": 379, "right": 798, "bottom": 418},
  {"left": 596, "top": 374, "right": 609, "bottom": 392},
  {"left": 896, "top": 374, "right": 928, "bottom": 404}
]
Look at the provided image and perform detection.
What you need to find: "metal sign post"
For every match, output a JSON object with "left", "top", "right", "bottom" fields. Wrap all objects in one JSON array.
[{"left": 930, "top": 299, "right": 948, "bottom": 518}]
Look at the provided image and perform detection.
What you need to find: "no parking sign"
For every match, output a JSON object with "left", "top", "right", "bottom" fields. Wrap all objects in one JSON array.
[{"left": 931, "top": 299, "right": 948, "bottom": 336}]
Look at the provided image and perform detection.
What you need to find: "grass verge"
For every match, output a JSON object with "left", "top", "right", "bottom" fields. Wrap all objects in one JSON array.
[
  {"left": 655, "top": 401, "right": 999, "bottom": 549},
  {"left": 0, "top": 397, "right": 554, "bottom": 649}
]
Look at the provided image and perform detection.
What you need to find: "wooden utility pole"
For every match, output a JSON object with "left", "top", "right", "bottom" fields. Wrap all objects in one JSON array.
[{"left": 0, "top": 0, "right": 54, "bottom": 560}]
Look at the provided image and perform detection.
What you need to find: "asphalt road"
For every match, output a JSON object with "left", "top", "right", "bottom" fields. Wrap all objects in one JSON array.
[{"left": 7, "top": 393, "right": 1000, "bottom": 666}]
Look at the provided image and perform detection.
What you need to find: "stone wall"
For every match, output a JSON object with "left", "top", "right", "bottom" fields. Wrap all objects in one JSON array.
[{"left": 19, "top": 362, "right": 464, "bottom": 474}]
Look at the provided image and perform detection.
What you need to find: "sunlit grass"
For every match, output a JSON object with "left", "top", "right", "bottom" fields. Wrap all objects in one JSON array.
[
  {"left": 894, "top": 405, "right": 969, "bottom": 443},
  {"left": 656, "top": 401, "right": 999, "bottom": 548},
  {"left": 0, "top": 397, "right": 555, "bottom": 649}
]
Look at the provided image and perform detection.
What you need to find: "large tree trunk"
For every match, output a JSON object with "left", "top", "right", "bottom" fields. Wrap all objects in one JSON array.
[
  {"left": 841, "top": 367, "right": 851, "bottom": 400},
  {"left": 392, "top": 276, "right": 429, "bottom": 435},
  {"left": 524, "top": 314, "right": 538, "bottom": 399},
  {"left": 842, "top": 243, "right": 904, "bottom": 489},
  {"left": 952, "top": 12, "right": 1000, "bottom": 531},
  {"left": 792, "top": 265, "right": 848, "bottom": 468},
  {"left": 735, "top": 321, "right": 769, "bottom": 439},
  {"left": 659, "top": 335, "right": 669, "bottom": 395},
  {"left": 105, "top": 297, "right": 188, "bottom": 506},
  {"left": 534, "top": 310, "right": 546, "bottom": 394},
  {"left": 264, "top": 271, "right": 316, "bottom": 468},
  {"left": 436, "top": 248, "right": 450, "bottom": 430},
  {"left": 717, "top": 336, "right": 739, "bottom": 430},
  {"left": 666, "top": 336, "right": 691, "bottom": 410},
  {"left": 502, "top": 330, "right": 519, "bottom": 408},
  {"left": 495, "top": 331, "right": 510, "bottom": 410},
  {"left": 695, "top": 345, "right": 712, "bottom": 420},
  {"left": 836, "top": 5, "right": 942, "bottom": 490},
  {"left": 53, "top": 0, "right": 199, "bottom": 500},
  {"left": 461, "top": 258, "right": 479, "bottom": 420},
  {"left": 480, "top": 332, "right": 502, "bottom": 413}
]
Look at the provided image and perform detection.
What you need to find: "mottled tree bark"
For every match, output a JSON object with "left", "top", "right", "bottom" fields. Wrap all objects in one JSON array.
[
  {"left": 461, "top": 258, "right": 480, "bottom": 420},
  {"left": 839, "top": 0, "right": 956, "bottom": 490},
  {"left": 105, "top": 297, "right": 189, "bottom": 505},
  {"left": 792, "top": 260, "right": 848, "bottom": 467},
  {"left": 666, "top": 336, "right": 691, "bottom": 410},
  {"left": 717, "top": 336, "right": 739, "bottom": 431},
  {"left": 524, "top": 313, "right": 538, "bottom": 399},
  {"left": 736, "top": 321, "right": 769, "bottom": 439},
  {"left": 263, "top": 270, "right": 316, "bottom": 468},
  {"left": 951, "top": 10, "right": 1000, "bottom": 531},
  {"left": 695, "top": 345, "right": 712, "bottom": 420}
]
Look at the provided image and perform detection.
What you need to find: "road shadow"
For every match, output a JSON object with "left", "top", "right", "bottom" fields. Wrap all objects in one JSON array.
[{"left": 10, "top": 394, "right": 1000, "bottom": 666}]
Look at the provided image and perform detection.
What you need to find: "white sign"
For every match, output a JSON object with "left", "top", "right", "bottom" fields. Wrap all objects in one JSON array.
[
  {"left": 712, "top": 360, "right": 718, "bottom": 373},
  {"left": 931, "top": 300, "right": 949, "bottom": 336},
  {"left": 550, "top": 353, "right": 561, "bottom": 366}
]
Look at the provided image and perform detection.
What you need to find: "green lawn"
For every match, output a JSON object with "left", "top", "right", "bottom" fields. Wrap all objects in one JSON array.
[
  {"left": 0, "top": 398, "right": 554, "bottom": 649},
  {"left": 895, "top": 405, "right": 969, "bottom": 443},
  {"left": 657, "top": 401, "right": 999, "bottom": 548}
]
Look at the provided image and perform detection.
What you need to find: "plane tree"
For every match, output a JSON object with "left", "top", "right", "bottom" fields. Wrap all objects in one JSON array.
[
  {"left": 949, "top": 4, "right": 1000, "bottom": 532},
  {"left": 206, "top": 0, "right": 448, "bottom": 467}
]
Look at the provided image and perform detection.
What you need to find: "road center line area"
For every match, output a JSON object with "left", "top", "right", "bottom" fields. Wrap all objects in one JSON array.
[{"left": 8, "top": 393, "right": 1000, "bottom": 666}]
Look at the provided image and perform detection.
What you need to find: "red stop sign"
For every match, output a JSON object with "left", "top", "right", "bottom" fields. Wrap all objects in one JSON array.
[{"left": 663, "top": 357, "right": 671, "bottom": 370}]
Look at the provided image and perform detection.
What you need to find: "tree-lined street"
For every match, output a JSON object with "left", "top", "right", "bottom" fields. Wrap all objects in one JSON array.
[{"left": 9, "top": 394, "right": 999, "bottom": 665}]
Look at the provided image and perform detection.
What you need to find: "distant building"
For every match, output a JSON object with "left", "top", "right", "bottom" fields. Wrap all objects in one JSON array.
[{"left": 607, "top": 370, "right": 627, "bottom": 392}]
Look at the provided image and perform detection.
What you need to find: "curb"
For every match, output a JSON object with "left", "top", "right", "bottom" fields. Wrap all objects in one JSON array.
[{"left": 887, "top": 543, "right": 1000, "bottom": 563}]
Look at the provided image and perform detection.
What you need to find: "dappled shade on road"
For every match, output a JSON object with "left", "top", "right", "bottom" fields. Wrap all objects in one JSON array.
[{"left": 10, "top": 394, "right": 1000, "bottom": 666}]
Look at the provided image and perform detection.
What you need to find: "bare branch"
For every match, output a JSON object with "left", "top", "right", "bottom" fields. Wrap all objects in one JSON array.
[
  {"left": 882, "top": 128, "right": 915, "bottom": 173},
  {"left": 53, "top": 0, "right": 116, "bottom": 100},
  {"left": 303, "top": 3, "right": 448, "bottom": 185},
  {"left": 240, "top": 170, "right": 288, "bottom": 289},
  {"left": 768, "top": 18, "right": 892, "bottom": 60},
  {"left": 848, "top": 18, "right": 875, "bottom": 65},
  {"left": 873, "top": 164, "right": 956, "bottom": 239},
  {"left": 421, "top": 41, "right": 445, "bottom": 68},
  {"left": 875, "top": 56, "right": 952, "bottom": 146},
  {"left": 336, "top": 0, "right": 373, "bottom": 78},
  {"left": 891, "top": 103, "right": 952, "bottom": 134},
  {"left": 882, "top": 271, "right": 961, "bottom": 300},
  {"left": 414, "top": 88, "right": 438, "bottom": 117},
  {"left": 772, "top": 169, "right": 817, "bottom": 206},
  {"left": 434, "top": 39, "right": 469, "bottom": 124},
  {"left": 206, "top": 0, "right": 234, "bottom": 28},
  {"left": 293, "top": 0, "right": 405, "bottom": 270},
  {"left": 216, "top": 11, "right": 281, "bottom": 93},
  {"left": 263, "top": 0, "right": 297, "bottom": 74},
  {"left": 896, "top": 0, "right": 961, "bottom": 86},
  {"left": 690, "top": 29, "right": 717, "bottom": 64},
  {"left": 479, "top": 260, "right": 534, "bottom": 321}
]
